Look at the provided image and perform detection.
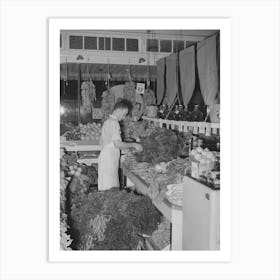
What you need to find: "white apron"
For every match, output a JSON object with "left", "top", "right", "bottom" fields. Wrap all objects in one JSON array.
[{"left": 98, "top": 116, "right": 121, "bottom": 191}]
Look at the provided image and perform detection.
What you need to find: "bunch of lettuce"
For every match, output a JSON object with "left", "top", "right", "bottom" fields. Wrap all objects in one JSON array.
[{"left": 135, "top": 128, "right": 188, "bottom": 164}]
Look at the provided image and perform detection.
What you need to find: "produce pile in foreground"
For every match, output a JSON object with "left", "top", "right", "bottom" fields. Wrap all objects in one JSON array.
[
  {"left": 70, "top": 188, "right": 162, "bottom": 250},
  {"left": 60, "top": 150, "right": 163, "bottom": 250}
]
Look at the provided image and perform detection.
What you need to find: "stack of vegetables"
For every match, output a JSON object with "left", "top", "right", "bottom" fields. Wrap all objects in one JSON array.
[
  {"left": 70, "top": 188, "right": 162, "bottom": 250},
  {"left": 60, "top": 149, "right": 162, "bottom": 251},
  {"left": 63, "top": 124, "right": 82, "bottom": 141},
  {"left": 79, "top": 122, "right": 101, "bottom": 143},
  {"left": 135, "top": 128, "right": 188, "bottom": 164},
  {"left": 121, "top": 119, "right": 146, "bottom": 140},
  {"left": 121, "top": 120, "right": 158, "bottom": 141},
  {"left": 60, "top": 150, "right": 98, "bottom": 249},
  {"left": 60, "top": 122, "right": 76, "bottom": 136},
  {"left": 61, "top": 122, "right": 101, "bottom": 143},
  {"left": 123, "top": 154, "right": 191, "bottom": 204},
  {"left": 60, "top": 156, "right": 73, "bottom": 250},
  {"left": 141, "top": 121, "right": 158, "bottom": 137},
  {"left": 101, "top": 89, "right": 115, "bottom": 120}
]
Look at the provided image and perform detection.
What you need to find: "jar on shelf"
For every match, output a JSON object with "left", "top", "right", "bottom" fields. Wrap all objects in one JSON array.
[
  {"left": 177, "top": 105, "right": 184, "bottom": 120},
  {"left": 190, "top": 105, "right": 204, "bottom": 122},
  {"left": 158, "top": 105, "right": 165, "bottom": 119},
  {"left": 181, "top": 105, "right": 192, "bottom": 121},
  {"left": 174, "top": 105, "right": 180, "bottom": 120}
]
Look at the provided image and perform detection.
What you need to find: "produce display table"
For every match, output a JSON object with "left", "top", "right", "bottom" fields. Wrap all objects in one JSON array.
[
  {"left": 60, "top": 140, "right": 101, "bottom": 151},
  {"left": 121, "top": 165, "right": 183, "bottom": 250},
  {"left": 60, "top": 140, "right": 101, "bottom": 164}
]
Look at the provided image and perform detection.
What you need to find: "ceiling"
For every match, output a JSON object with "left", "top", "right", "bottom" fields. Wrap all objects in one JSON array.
[
  {"left": 63, "top": 29, "right": 219, "bottom": 42},
  {"left": 60, "top": 63, "right": 157, "bottom": 81}
]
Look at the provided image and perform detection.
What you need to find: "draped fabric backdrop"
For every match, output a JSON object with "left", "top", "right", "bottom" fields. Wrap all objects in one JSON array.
[
  {"left": 197, "top": 35, "right": 219, "bottom": 105},
  {"left": 179, "top": 45, "right": 195, "bottom": 107},
  {"left": 165, "top": 53, "right": 178, "bottom": 106},
  {"left": 156, "top": 58, "right": 165, "bottom": 105}
]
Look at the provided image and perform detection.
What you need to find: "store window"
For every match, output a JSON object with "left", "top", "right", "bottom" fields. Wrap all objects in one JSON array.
[
  {"left": 69, "top": 35, "right": 83, "bottom": 49},
  {"left": 112, "top": 38, "right": 125, "bottom": 51},
  {"left": 99, "top": 37, "right": 111, "bottom": 50},
  {"left": 160, "top": 40, "right": 172, "bottom": 52},
  {"left": 126, "top": 38, "right": 138, "bottom": 52},
  {"left": 146, "top": 39, "right": 159, "bottom": 52},
  {"left": 173, "top": 40, "right": 184, "bottom": 52},
  {"left": 84, "top": 36, "right": 97, "bottom": 50}
]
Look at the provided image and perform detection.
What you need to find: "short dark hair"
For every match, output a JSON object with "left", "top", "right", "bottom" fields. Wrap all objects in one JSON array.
[{"left": 113, "top": 98, "right": 133, "bottom": 112}]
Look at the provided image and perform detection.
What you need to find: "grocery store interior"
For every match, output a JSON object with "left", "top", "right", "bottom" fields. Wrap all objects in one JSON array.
[{"left": 60, "top": 29, "right": 220, "bottom": 251}]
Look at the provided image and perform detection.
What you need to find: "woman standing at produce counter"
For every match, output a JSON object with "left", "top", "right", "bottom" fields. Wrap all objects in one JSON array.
[{"left": 98, "top": 99, "right": 143, "bottom": 191}]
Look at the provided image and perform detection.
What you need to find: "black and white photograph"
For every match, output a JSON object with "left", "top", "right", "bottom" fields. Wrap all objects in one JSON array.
[
  {"left": 59, "top": 28, "right": 221, "bottom": 252},
  {"left": 1, "top": 1, "right": 279, "bottom": 279}
]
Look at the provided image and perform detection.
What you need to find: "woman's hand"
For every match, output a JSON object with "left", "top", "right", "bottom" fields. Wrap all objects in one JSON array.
[{"left": 133, "top": 143, "right": 143, "bottom": 152}]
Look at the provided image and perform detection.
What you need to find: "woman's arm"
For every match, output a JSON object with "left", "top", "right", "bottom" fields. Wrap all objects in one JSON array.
[{"left": 113, "top": 140, "right": 142, "bottom": 151}]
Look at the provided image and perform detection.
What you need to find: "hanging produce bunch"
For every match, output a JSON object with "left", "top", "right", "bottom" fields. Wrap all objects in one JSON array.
[
  {"left": 70, "top": 188, "right": 162, "bottom": 250},
  {"left": 123, "top": 81, "right": 136, "bottom": 105},
  {"left": 143, "top": 88, "right": 156, "bottom": 109},
  {"left": 81, "top": 80, "right": 96, "bottom": 111},
  {"left": 101, "top": 89, "right": 115, "bottom": 121}
]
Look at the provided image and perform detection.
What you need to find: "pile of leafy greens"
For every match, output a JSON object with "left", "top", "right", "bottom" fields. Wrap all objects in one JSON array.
[
  {"left": 69, "top": 188, "right": 162, "bottom": 250},
  {"left": 135, "top": 128, "right": 188, "bottom": 164}
]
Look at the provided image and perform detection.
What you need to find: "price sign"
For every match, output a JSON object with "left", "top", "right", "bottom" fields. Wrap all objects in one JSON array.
[
  {"left": 136, "top": 83, "right": 145, "bottom": 95},
  {"left": 199, "top": 124, "right": 205, "bottom": 134},
  {"left": 193, "top": 123, "right": 198, "bottom": 134},
  {"left": 205, "top": 124, "right": 211, "bottom": 136}
]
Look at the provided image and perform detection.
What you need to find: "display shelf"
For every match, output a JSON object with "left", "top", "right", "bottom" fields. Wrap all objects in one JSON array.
[
  {"left": 60, "top": 140, "right": 101, "bottom": 152},
  {"left": 61, "top": 141, "right": 101, "bottom": 165},
  {"left": 121, "top": 165, "right": 182, "bottom": 250},
  {"left": 142, "top": 116, "right": 220, "bottom": 135}
]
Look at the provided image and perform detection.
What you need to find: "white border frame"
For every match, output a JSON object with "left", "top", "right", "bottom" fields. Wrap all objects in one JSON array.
[{"left": 49, "top": 18, "right": 231, "bottom": 262}]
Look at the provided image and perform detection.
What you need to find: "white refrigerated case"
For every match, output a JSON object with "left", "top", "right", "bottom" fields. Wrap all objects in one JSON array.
[{"left": 182, "top": 176, "right": 220, "bottom": 250}]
